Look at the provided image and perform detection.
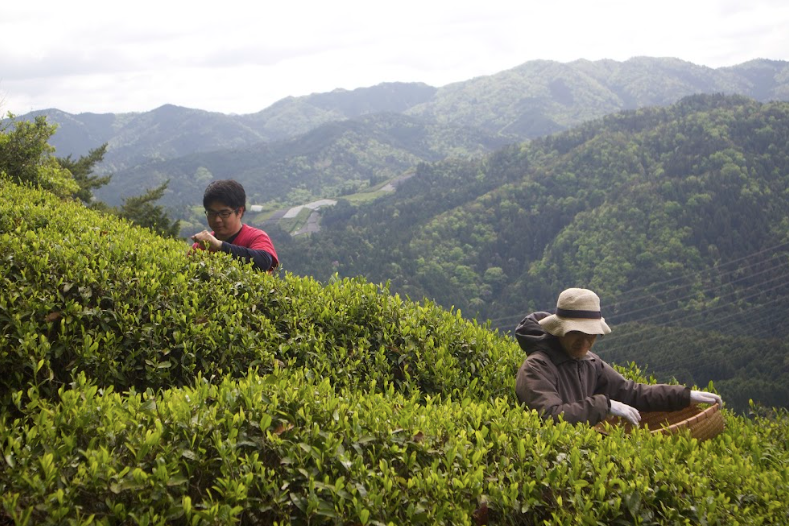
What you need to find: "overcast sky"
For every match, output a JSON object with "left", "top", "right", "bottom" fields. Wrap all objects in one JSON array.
[{"left": 2, "top": 0, "right": 788, "bottom": 116}]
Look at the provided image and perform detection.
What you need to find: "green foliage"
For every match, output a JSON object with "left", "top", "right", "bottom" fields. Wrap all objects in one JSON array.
[
  {"left": 0, "top": 113, "right": 79, "bottom": 197},
  {"left": 57, "top": 143, "right": 112, "bottom": 203},
  {"left": 3, "top": 366, "right": 789, "bottom": 525},
  {"left": 280, "top": 95, "right": 789, "bottom": 411},
  {"left": 2, "top": 178, "right": 789, "bottom": 525},
  {"left": 0, "top": 180, "right": 518, "bottom": 405},
  {"left": 117, "top": 180, "right": 181, "bottom": 239},
  {"left": 0, "top": 113, "right": 181, "bottom": 240}
]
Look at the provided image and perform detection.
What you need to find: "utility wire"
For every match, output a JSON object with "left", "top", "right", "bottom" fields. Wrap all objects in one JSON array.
[
  {"left": 605, "top": 299, "right": 789, "bottom": 369},
  {"left": 608, "top": 271, "right": 789, "bottom": 336},
  {"left": 598, "top": 266, "right": 789, "bottom": 343},
  {"left": 605, "top": 255, "right": 788, "bottom": 323},
  {"left": 597, "top": 289, "right": 789, "bottom": 364},
  {"left": 598, "top": 278, "right": 789, "bottom": 356},
  {"left": 484, "top": 240, "right": 789, "bottom": 332},
  {"left": 606, "top": 240, "right": 789, "bottom": 311}
]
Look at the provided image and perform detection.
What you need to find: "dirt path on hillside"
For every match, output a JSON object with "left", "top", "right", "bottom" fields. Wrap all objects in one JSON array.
[{"left": 293, "top": 210, "right": 321, "bottom": 236}]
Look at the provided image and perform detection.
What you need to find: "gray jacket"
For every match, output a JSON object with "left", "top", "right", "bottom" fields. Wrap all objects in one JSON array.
[{"left": 514, "top": 312, "right": 690, "bottom": 425}]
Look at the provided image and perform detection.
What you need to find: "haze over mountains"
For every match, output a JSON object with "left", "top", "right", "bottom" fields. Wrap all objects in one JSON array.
[{"left": 19, "top": 57, "right": 789, "bottom": 212}]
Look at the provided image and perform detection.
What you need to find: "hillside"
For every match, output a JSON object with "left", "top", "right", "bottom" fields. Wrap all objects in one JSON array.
[
  {"left": 404, "top": 57, "right": 789, "bottom": 137},
  {"left": 1, "top": 179, "right": 788, "bottom": 524},
  {"left": 13, "top": 58, "right": 789, "bottom": 214},
  {"left": 95, "top": 112, "right": 508, "bottom": 211},
  {"left": 17, "top": 83, "right": 440, "bottom": 173},
  {"left": 278, "top": 94, "right": 789, "bottom": 412}
]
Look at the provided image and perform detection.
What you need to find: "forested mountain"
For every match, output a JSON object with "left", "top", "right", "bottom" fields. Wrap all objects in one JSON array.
[
  {"left": 238, "top": 82, "right": 438, "bottom": 139},
  {"left": 404, "top": 58, "right": 789, "bottom": 138},
  {"left": 275, "top": 94, "right": 789, "bottom": 412},
  {"left": 280, "top": 94, "right": 789, "bottom": 321},
  {"left": 14, "top": 58, "right": 789, "bottom": 212},
  {"left": 17, "top": 83, "right": 440, "bottom": 173},
  {"left": 96, "top": 112, "right": 508, "bottom": 209}
]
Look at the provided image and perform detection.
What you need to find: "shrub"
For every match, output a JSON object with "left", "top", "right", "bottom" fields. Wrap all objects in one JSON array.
[
  {"left": 3, "top": 370, "right": 789, "bottom": 525},
  {"left": 2, "top": 179, "right": 788, "bottom": 525},
  {"left": 0, "top": 180, "right": 522, "bottom": 407}
]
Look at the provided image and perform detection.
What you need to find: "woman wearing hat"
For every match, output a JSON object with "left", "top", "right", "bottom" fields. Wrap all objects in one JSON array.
[{"left": 514, "top": 288, "right": 722, "bottom": 426}]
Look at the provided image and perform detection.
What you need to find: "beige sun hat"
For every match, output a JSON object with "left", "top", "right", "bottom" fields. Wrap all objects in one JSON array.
[{"left": 538, "top": 288, "right": 612, "bottom": 337}]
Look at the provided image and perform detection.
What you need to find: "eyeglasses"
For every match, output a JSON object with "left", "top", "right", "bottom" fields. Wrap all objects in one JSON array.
[{"left": 205, "top": 208, "right": 239, "bottom": 219}]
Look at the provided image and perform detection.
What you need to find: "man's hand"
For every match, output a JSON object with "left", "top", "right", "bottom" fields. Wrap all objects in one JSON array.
[
  {"left": 191, "top": 230, "right": 223, "bottom": 251},
  {"left": 610, "top": 400, "right": 641, "bottom": 426},
  {"left": 690, "top": 390, "right": 723, "bottom": 407}
]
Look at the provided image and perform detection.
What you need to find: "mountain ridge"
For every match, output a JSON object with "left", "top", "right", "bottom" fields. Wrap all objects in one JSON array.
[
  {"left": 19, "top": 58, "right": 789, "bottom": 167},
  {"left": 96, "top": 111, "right": 508, "bottom": 216}
]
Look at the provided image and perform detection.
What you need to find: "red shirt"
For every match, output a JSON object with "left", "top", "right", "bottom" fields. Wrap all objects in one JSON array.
[{"left": 192, "top": 224, "right": 278, "bottom": 271}]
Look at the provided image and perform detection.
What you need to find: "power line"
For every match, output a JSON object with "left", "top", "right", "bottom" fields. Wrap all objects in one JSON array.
[
  {"left": 606, "top": 240, "right": 789, "bottom": 311},
  {"left": 483, "top": 239, "right": 789, "bottom": 334},
  {"left": 596, "top": 291, "right": 789, "bottom": 372},
  {"left": 612, "top": 302, "right": 789, "bottom": 369},
  {"left": 600, "top": 265, "right": 789, "bottom": 340},
  {"left": 597, "top": 277, "right": 789, "bottom": 358},
  {"left": 605, "top": 253, "right": 788, "bottom": 323}
]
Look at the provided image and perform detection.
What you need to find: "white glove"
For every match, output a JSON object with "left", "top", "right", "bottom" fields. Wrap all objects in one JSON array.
[
  {"left": 609, "top": 400, "right": 641, "bottom": 426},
  {"left": 690, "top": 390, "right": 723, "bottom": 407}
]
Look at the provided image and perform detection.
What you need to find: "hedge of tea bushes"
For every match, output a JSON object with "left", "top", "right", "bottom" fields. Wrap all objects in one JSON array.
[
  {"left": 0, "top": 179, "right": 521, "bottom": 407},
  {"left": 2, "top": 179, "right": 789, "bottom": 525},
  {"left": 2, "top": 370, "right": 789, "bottom": 525}
]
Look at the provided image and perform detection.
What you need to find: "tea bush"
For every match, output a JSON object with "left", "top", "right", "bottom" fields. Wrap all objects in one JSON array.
[
  {"left": 0, "top": 179, "right": 521, "bottom": 407},
  {"left": 2, "top": 179, "right": 788, "bottom": 525},
  {"left": 3, "top": 370, "right": 788, "bottom": 525}
]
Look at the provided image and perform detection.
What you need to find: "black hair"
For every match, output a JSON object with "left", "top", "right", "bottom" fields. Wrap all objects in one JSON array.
[{"left": 203, "top": 179, "right": 246, "bottom": 210}]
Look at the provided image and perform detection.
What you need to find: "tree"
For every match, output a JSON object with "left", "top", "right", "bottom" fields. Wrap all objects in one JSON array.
[
  {"left": 0, "top": 113, "right": 78, "bottom": 197},
  {"left": 118, "top": 181, "right": 181, "bottom": 239},
  {"left": 58, "top": 144, "right": 112, "bottom": 204},
  {"left": 2, "top": 112, "right": 180, "bottom": 239}
]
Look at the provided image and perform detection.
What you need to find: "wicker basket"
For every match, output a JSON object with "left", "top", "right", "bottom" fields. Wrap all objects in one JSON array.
[{"left": 595, "top": 403, "right": 724, "bottom": 441}]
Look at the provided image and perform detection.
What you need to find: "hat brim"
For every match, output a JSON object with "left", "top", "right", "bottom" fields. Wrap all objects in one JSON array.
[{"left": 538, "top": 314, "right": 611, "bottom": 337}]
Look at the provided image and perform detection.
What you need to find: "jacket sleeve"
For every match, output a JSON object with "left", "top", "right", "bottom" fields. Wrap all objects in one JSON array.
[
  {"left": 220, "top": 228, "right": 278, "bottom": 272},
  {"left": 516, "top": 355, "right": 610, "bottom": 425},
  {"left": 597, "top": 361, "right": 691, "bottom": 411},
  {"left": 220, "top": 242, "right": 274, "bottom": 272}
]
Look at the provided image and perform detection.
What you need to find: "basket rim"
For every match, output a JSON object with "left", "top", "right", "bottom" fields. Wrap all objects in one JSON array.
[
  {"left": 595, "top": 402, "right": 724, "bottom": 440},
  {"left": 654, "top": 402, "right": 721, "bottom": 432}
]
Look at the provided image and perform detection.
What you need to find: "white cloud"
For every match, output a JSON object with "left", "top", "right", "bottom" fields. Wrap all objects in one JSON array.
[{"left": 1, "top": 0, "right": 788, "bottom": 115}]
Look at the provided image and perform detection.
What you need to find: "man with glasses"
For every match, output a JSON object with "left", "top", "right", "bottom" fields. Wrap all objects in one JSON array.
[{"left": 191, "top": 180, "right": 279, "bottom": 272}]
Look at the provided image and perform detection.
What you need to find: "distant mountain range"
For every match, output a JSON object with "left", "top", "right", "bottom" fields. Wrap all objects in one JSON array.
[
  {"left": 13, "top": 57, "right": 789, "bottom": 212},
  {"left": 21, "top": 82, "right": 441, "bottom": 173},
  {"left": 103, "top": 112, "right": 508, "bottom": 210}
]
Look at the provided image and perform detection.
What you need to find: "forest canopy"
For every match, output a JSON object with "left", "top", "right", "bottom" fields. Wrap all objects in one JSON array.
[{"left": 277, "top": 94, "right": 789, "bottom": 412}]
